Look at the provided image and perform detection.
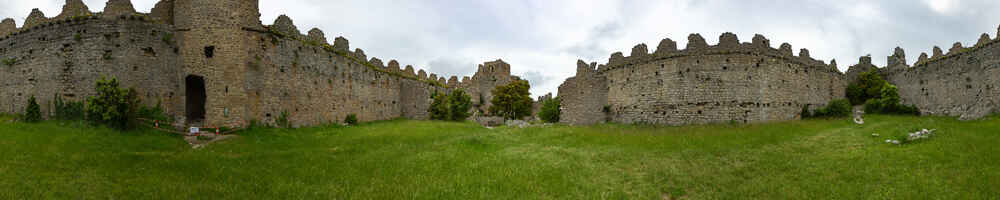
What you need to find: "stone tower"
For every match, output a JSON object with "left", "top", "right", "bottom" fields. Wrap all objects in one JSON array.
[{"left": 170, "top": 0, "right": 261, "bottom": 127}]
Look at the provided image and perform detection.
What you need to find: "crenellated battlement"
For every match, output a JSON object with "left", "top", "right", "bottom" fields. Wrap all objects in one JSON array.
[{"left": 596, "top": 32, "right": 839, "bottom": 77}]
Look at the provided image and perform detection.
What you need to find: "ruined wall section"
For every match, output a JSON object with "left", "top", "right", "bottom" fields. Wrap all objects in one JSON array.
[
  {"left": 561, "top": 33, "right": 846, "bottom": 125},
  {"left": 0, "top": 17, "right": 182, "bottom": 117},
  {"left": 246, "top": 16, "right": 448, "bottom": 126},
  {"left": 558, "top": 61, "right": 608, "bottom": 125},
  {"left": 879, "top": 33, "right": 1000, "bottom": 119},
  {"left": 459, "top": 59, "right": 515, "bottom": 113}
]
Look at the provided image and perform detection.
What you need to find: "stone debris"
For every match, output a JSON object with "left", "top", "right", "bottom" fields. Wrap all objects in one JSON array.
[
  {"left": 907, "top": 129, "right": 935, "bottom": 141},
  {"left": 505, "top": 120, "right": 529, "bottom": 128}
]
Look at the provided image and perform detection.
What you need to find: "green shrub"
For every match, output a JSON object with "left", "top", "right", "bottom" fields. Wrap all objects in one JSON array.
[
  {"left": 161, "top": 33, "right": 173, "bottom": 44},
  {"left": 427, "top": 89, "right": 475, "bottom": 122},
  {"left": 86, "top": 77, "right": 141, "bottom": 130},
  {"left": 447, "top": 89, "right": 472, "bottom": 122},
  {"left": 488, "top": 80, "right": 533, "bottom": 120},
  {"left": 2, "top": 58, "right": 16, "bottom": 66},
  {"left": 24, "top": 96, "right": 42, "bottom": 123},
  {"left": 138, "top": 100, "right": 172, "bottom": 124},
  {"left": 53, "top": 94, "right": 85, "bottom": 121},
  {"left": 344, "top": 114, "right": 358, "bottom": 125},
  {"left": 429, "top": 91, "right": 449, "bottom": 120},
  {"left": 864, "top": 82, "right": 921, "bottom": 115},
  {"left": 276, "top": 111, "right": 290, "bottom": 128},
  {"left": 846, "top": 69, "right": 886, "bottom": 105},
  {"left": 805, "top": 99, "right": 852, "bottom": 118},
  {"left": 539, "top": 98, "right": 561, "bottom": 123}
]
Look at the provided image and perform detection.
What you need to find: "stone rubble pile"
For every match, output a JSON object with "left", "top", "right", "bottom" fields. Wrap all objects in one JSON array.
[{"left": 884, "top": 128, "right": 935, "bottom": 144}]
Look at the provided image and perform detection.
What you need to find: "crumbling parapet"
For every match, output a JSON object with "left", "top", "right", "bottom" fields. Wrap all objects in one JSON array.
[
  {"left": 932, "top": 46, "right": 943, "bottom": 58},
  {"left": 438, "top": 77, "right": 447, "bottom": 85},
  {"left": 333, "top": 36, "right": 349, "bottom": 52},
  {"left": 948, "top": 42, "right": 964, "bottom": 55},
  {"left": 718, "top": 32, "right": 739, "bottom": 48},
  {"left": 0, "top": 18, "right": 15, "bottom": 37},
  {"left": 575, "top": 60, "right": 596, "bottom": 76},
  {"left": 654, "top": 38, "right": 677, "bottom": 54},
  {"left": 103, "top": 0, "right": 137, "bottom": 18},
  {"left": 404, "top": 65, "right": 416, "bottom": 76},
  {"left": 55, "top": 0, "right": 92, "bottom": 21},
  {"left": 686, "top": 33, "right": 707, "bottom": 50},
  {"left": 829, "top": 59, "right": 838, "bottom": 71},
  {"left": 429, "top": 73, "right": 438, "bottom": 81},
  {"left": 447, "top": 76, "right": 460, "bottom": 87},
  {"left": 23, "top": 9, "right": 49, "bottom": 29},
  {"left": 150, "top": 0, "right": 174, "bottom": 24},
  {"left": 778, "top": 43, "right": 793, "bottom": 56},
  {"left": 353, "top": 48, "right": 366, "bottom": 61},
  {"left": 307, "top": 28, "right": 327, "bottom": 45},
  {"left": 799, "top": 48, "right": 811, "bottom": 59},
  {"left": 976, "top": 33, "right": 991, "bottom": 47},
  {"left": 917, "top": 53, "right": 929, "bottom": 64},
  {"left": 608, "top": 52, "right": 625, "bottom": 67},
  {"left": 387, "top": 60, "right": 401, "bottom": 72},
  {"left": 369, "top": 58, "right": 384, "bottom": 68},
  {"left": 631, "top": 43, "right": 648, "bottom": 57},
  {"left": 887, "top": 47, "right": 907, "bottom": 69},
  {"left": 271, "top": 15, "right": 300, "bottom": 37},
  {"left": 418, "top": 70, "right": 427, "bottom": 79},
  {"left": 752, "top": 34, "right": 770, "bottom": 49}
]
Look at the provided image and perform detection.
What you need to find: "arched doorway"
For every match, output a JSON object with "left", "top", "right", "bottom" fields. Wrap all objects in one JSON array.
[{"left": 186, "top": 75, "right": 207, "bottom": 122}]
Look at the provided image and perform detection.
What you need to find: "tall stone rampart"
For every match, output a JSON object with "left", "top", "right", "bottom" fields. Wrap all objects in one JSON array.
[
  {"left": 874, "top": 31, "right": 1000, "bottom": 120},
  {"left": 560, "top": 33, "right": 846, "bottom": 125},
  {"left": 0, "top": 15, "right": 181, "bottom": 118},
  {"left": 0, "top": 0, "right": 469, "bottom": 128}
]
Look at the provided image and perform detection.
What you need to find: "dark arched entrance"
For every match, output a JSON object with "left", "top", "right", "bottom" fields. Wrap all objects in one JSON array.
[{"left": 186, "top": 75, "right": 207, "bottom": 122}]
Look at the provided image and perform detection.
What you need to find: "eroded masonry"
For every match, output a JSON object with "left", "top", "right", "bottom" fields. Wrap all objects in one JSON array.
[
  {"left": 0, "top": 0, "right": 523, "bottom": 128},
  {"left": 559, "top": 27, "right": 1000, "bottom": 125}
]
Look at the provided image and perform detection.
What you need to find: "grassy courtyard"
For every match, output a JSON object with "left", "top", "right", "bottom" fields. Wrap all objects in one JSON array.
[{"left": 1, "top": 115, "right": 998, "bottom": 199}]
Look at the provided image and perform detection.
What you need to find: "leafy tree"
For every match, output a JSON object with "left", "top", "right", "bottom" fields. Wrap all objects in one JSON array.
[
  {"left": 447, "top": 89, "right": 472, "bottom": 121},
  {"left": 805, "top": 99, "right": 852, "bottom": 118},
  {"left": 489, "top": 80, "right": 533, "bottom": 120},
  {"left": 24, "top": 96, "right": 42, "bottom": 123},
  {"left": 86, "top": 77, "right": 141, "bottom": 130},
  {"left": 846, "top": 69, "right": 886, "bottom": 105},
  {"left": 864, "top": 82, "right": 920, "bottom": 115},
  {"left": 538, "top": 97, "right": 561, "bottom": 123},
  {"left": 428, "top": 90, "right": 449, "bottom": 120}
]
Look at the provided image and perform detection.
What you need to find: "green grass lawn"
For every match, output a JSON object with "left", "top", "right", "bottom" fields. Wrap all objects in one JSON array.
[{"left": 1, "top": 115, "right": 998, "bottom": 199}]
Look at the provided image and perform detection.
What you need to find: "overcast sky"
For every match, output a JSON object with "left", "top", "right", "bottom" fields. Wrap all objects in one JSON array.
[{"left": 2, "top": 0, "right": 998, "bottom": 97}]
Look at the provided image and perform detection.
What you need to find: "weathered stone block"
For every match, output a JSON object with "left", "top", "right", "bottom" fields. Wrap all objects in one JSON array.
[
  {"left": 779, "top": 43, "right": 793, "bottom": 56},
  {"left": 654, "top": 38, "right": 677, "bottom": 54},
  {"left": 752, "top": 34, "right": 770, "bottom": 48},
  {"left": 55, "top": 0, "right": 92, "bottom": 21},
  {"left": 718, "top": 32, "right": 739, "bottom": 47},
  {"left": 307, "top": 28, "right": 327, "bottom": 45},
  {"left": 686, "top": 33, "right": 707, "bottom": 50},
  {"left": 104, "top": 0, "right": 137, "bottom": 18},
  {"left": 631, "top": 43, "right": 648, "bottom": 57}
]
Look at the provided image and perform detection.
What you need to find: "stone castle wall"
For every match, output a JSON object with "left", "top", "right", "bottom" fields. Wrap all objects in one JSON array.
[
  {"left": 0, "top": 0, "right": 516, "bottom": 128},
  {"left": 852, "top": 31, "right": 1000, "bottom": 120},
  {"left": 0, "top": 16, "right": 182, "bottom": 119},
  {"left": 560, "top": 33, "right": 847, "bottom": 125}
]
